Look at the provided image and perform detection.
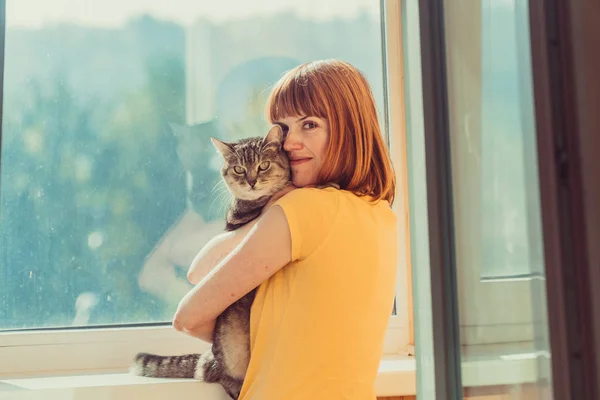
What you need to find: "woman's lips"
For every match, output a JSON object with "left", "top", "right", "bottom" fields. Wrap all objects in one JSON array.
[{"left": 289, "top": 158, "right": 311, "bottom": 166}]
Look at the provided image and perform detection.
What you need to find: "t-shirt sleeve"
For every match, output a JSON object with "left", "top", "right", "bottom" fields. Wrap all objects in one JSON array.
[{"left": 273, "top": 188, "right": 339, "bottom": 262}]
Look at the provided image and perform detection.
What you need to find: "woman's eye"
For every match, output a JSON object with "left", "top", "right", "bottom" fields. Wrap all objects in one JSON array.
[
  {"left": 233, "top": 166, "right": 245, "bottom": 174},
  {"left": 302, "top": 121, "right": 317, "bottom": 129},
  {"left": 258, "top": 161, "right": 270, "bottom": 171}
]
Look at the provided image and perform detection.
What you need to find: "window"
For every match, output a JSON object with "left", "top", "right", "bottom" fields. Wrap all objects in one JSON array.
[
  {"left": 409, "top": 0, "right": 553, "bottom": 397},
  {"left": 0, "top": 0, "right": 410, "bottom": 376},
  {"left": 440, "top": 0, "right": 546, "bottom": 347},
  {"left": 479, "top": 0, "right": 541, "bottom": 280}
]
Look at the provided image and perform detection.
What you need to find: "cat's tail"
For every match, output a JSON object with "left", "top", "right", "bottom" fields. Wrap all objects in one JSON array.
[{"left": 130, "top": 352, "right": 203, "bottom": 379}]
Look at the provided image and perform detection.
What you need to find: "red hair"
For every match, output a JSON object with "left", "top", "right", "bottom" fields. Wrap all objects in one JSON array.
[{"left": 266, "top": 59, "right": 396, "bottom": 205}]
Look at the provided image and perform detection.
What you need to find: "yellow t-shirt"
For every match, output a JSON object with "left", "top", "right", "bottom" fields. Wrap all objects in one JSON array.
[{"left": 238, "top": 187, "right": 398, "bottom": 400}]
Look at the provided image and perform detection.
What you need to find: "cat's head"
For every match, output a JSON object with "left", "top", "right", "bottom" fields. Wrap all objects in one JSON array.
[{"left": 211, "top": 125, "right": 290, "bottom": 201}]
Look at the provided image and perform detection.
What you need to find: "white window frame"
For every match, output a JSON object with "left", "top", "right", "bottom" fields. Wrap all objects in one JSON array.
[{"left": 0, "top": 0, "right": 411, "bottom": 378}]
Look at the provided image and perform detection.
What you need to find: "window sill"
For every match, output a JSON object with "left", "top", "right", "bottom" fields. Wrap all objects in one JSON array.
[
  {"left": 0, "top": 348, "right": 544, "bottom": 399},
  {"left": 0, "top": 355, "right": 417, "bottom": 400},
  {"left": 461, "top": 343, "right": 550, "bottom": 388}
]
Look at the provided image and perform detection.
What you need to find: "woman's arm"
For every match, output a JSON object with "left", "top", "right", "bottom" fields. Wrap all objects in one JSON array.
[
  {"left": 173, "top": 205, "right": 292, "bottom": 337},
  {"left": 186, "top": 185, "right": 295, "bottom": 285},
  {"left": 176, "top": 319, "right": 216, "bottom": 343},
  {"left": 186, "top": 219, "right": 258, "bottom": 284}
]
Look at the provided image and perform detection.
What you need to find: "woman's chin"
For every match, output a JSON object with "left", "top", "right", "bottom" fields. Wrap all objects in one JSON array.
[
  {"left": 291, "top": 178, "right": 304, "bottom": 188},
  {"left": 292, "top": 176, "right": 317, "bottom": 188}
]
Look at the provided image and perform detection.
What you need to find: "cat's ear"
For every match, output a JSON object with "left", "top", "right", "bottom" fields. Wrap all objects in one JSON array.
[
  {"left": 262, "top": 125, "right": 284, "bottom": 150},
  {"left": 210, "top": 137, "right": 234, "bottom": 157}
]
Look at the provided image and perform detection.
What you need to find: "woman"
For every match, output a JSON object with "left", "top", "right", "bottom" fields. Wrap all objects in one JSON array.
[{"left": 173, "top": 59, "right": 398, "bottom": 399}]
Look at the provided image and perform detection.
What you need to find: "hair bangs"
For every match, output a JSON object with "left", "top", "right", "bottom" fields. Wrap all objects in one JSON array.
[{"left": 267, "top": 67, "right": 328, "bottom": 123}]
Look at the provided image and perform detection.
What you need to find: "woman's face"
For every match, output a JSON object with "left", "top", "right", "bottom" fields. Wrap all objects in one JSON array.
[{"left": 273, "top": 115, "right": 330, "bottom": 188}]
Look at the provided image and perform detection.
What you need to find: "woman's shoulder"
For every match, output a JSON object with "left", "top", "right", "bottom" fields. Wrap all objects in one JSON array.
[
  {"left": 273, "top": 187, "right": 341, "bottom": 225},
  {"left": 277, "top": 186, "right": 394, "bottom": 219},
  {"left": 336, "top": 190, "right": 398, "bottom": 224},
  {"left": 278, "top": 186, "right": 341, "bottom": 205},
  {"left": 281, "top": 186, "right": 391, "bottom": 208}
]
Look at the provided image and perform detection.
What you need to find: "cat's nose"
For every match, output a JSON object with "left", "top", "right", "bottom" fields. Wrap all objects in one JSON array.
[{"left": 248, "top": 180, "right": 257, "bottom": 188}]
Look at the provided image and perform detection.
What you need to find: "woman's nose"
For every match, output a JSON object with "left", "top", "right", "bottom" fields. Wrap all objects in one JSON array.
[{"left": 283, "top": 129, "right": 303, "bottom": 151}]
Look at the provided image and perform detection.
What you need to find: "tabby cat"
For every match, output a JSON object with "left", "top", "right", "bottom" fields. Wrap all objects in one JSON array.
[{"left": 131, "top": 125, "right": 290, "bottom": 399}]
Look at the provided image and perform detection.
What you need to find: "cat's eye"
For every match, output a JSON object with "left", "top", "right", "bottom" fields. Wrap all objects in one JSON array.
[
  {"left": 233, "top": 166, "right": 245, "bottom": 174},
  {"left": 258, "top": 161, "right": 270, "bottom": 171}
]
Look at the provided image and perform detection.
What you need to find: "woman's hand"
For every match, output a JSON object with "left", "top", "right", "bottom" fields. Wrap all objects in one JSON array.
[
  {"left": 261, "top": 184, "right": 296, "bottom": 215},
  {"left": 173, "top": 206, "right": 293, "bottom": 335}
]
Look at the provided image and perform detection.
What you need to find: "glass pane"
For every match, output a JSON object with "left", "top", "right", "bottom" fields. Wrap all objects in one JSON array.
[
  {"left": 0, "top": 1, "right": 385, "bottom": 329},
  {"left": 479, "top": 0, "right": 539, "bottom": 280},
  {"left": 401, "top": 1, "right": 437, "bottom": 398},
  {"left": 442, "top": 0, "right": 553, "bottom": 397}
]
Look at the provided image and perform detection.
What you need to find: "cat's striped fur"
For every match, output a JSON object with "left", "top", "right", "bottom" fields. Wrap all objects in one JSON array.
[{"left": 131, "top": 125, "right": 290, "bottom": 399}]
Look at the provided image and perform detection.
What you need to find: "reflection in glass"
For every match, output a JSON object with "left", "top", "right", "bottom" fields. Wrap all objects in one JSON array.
[
  {"left": 443, "top": 0, "right": 552, "bottom": 397},
  {"left": 401, "top": 0, "right": 437, "bottom": 397},
  {"left": 0, "top": 1, "right": 385, "bottom": 329}
]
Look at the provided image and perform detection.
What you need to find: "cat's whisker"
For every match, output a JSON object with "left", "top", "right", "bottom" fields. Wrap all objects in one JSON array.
[
  {"left": 211, "top": 180, "right": 228, "bottom": 195},
  {"left": 217, "top": 198, "right": 232, "bottom": 217},
  {"left": 214, "top": 188, "right": 231, "bottom": 204},
  {"left": 214, "top": 187, "right": 231, "bottom": 202},
  {"left": 213, "top": 189, "right": 229, "bottom": 202},
  {"left": 211, "top": 200, "right": 231, "bottom": 220},
  {"left": 209, "top": 189, "right": 232, "bottom": 216}
]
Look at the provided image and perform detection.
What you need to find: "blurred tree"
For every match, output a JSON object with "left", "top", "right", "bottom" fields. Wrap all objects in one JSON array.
[{"left": 0, "top": 54, "right": 189, "bottom": 328}]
